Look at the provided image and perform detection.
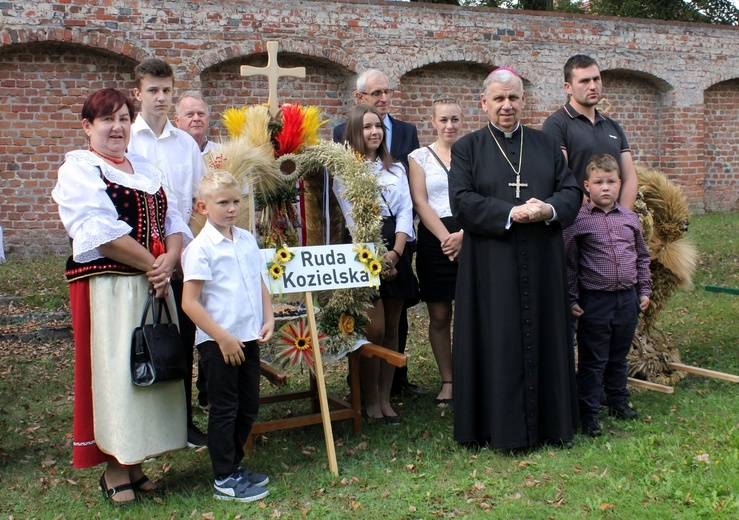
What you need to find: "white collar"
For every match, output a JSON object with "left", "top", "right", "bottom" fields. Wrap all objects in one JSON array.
[
  {"left": 201, "top": 219, "right": 237, "bottom": 244},
  {"left": 66, "top": 150, "right": 162, "bottom": 194},
  {"left": 489, "top": 121, "right": 520, "bottom": 138},
  {"left": 132, "top": 114, "right": 178, "bottom": 139}
]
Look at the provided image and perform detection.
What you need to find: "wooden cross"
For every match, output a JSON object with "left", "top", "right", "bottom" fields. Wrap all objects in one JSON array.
[
  {"left": 240, "top": 41, "right": 306, "bottom": 116},
  {"left": 509, "top": 175, "right": 528, "bottom": 199}
]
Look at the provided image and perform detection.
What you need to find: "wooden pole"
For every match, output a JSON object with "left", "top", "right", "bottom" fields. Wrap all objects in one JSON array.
[
  {"left": 668, "top": 363, "right": 739, "bottom": 383},
  {"left": 304, "top": 291, "right": 339, "bottom": 476},
  {"left": 627, "top": 377, "right": 674, "bottom": 394}
]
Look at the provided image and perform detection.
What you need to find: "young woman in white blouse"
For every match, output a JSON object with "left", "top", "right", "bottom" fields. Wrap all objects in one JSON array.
[
  {"left": 408, "top": 99, "right": 464, "bottom": 407},
  {"left": 334, "top": 104, "right": 416, "bottom": 423}
]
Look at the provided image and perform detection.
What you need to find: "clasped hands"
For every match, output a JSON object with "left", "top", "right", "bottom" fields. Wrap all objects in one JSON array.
[
  {"left": 511, "top": 198, "right": 553, "bottom": 224},
  {"left": 146, "top": 251, "right": 179, "bottom": 298},
  {"left": 441, "top": 230, "right": 464, "bottom": 262},
  {"left": 381, "top": 250, "right": 398, "bottom": 281}
]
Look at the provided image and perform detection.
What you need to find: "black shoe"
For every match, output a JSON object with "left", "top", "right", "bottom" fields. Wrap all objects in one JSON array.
[
  {"left": 609, "top": 402, "right": 639, "bottom": 420},
  {"left": 400, "top": 381, "right": 425, "bottom": 396},
  {"left": 546, "top": 438, "right": 574, "bottom": 449},
  {"left": 382, "top": 414, "right": 401, "bottom": 425},
  {"left": 187, "top": 423, "right": 208, "bottom": 448},
  {"left": 581, "top": 416, "right": 603, "bottom": 437}
]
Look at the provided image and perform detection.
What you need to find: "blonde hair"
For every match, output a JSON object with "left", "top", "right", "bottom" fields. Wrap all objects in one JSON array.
[
  {"left": 198, "top": 170, "right": 241, "bottom": 201},
  {"left": 432, "top": 98, "right": 462, "bottom": 117}
]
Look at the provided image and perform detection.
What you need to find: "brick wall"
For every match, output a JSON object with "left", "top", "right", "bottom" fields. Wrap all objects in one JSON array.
[
  {"left": 704, "top": 79, "right": 739, "bottom": 211},
  {"left": 1, "top": 0, "right": 737, "bottom": 257}
]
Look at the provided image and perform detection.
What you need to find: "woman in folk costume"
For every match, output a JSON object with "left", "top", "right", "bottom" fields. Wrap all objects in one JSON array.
[
  {"left": 333, "top": 104, "right": 417, "bottom": 424},
  {"left": 52, "top": 88, "right": 190, "bottom": 505}
]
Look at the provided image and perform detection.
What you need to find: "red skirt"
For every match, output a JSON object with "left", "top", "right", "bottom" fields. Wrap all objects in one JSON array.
[{"left": 70, "top": 278, "right": 113, "bottom": 468}]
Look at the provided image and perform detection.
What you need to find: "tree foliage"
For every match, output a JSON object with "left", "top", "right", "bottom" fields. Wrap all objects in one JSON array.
[{"left": 406, "top": 0, "right": 739, "bottom": 25}]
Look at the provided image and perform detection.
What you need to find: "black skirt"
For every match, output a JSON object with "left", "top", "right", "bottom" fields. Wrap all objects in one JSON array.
[
  {"left": 416, "top": 216, "right": 461, "bottom": 302},
  {"left": 379, "top": 215, "right": 420, "bottom": 302}
]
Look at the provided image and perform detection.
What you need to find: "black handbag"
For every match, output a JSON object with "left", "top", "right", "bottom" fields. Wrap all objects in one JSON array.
[{"left": 130, "top": 293, "right": 187, "bottom": 387}]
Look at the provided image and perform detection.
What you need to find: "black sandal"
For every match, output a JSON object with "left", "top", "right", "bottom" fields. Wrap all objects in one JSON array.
[
  {"left": 434, "top": 381, "right": 453, "bottom": 408},
  {"left": 99, "top": 472, "right": 136, "bottom": 506},
  {"left": 131, "top": 475, "right": 158, "bottom": 493}
]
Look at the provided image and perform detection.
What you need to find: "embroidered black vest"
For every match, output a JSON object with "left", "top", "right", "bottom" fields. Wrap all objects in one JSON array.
[{"left": 65, "top": 171, "right": 168, "bottom": 281}]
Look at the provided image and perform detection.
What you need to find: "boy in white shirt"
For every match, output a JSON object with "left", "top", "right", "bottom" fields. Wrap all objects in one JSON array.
[{"left": 181, "top": 171, "right": 274, "bottom": 502}]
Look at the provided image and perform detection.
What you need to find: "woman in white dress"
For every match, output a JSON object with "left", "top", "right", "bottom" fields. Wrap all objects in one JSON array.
[
  {"left": 408, "top": 99, "right": 464, "bottom": 407},
  {"left": 52, "top": 88, "right": 190, "bottom": 505}
]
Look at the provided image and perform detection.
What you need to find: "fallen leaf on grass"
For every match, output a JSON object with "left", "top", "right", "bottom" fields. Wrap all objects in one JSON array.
[
  {"left": 694, "top": 453, "right": 710, "bottom": 463},
  {"left": 599, "top": 503, "right": 616, "bottom": 511},
  {"left": 472, "top": 481, "right": 485, "bottom": 491},
  {"left": 202, "top": 513, "right": 215, "bottom": 520}
]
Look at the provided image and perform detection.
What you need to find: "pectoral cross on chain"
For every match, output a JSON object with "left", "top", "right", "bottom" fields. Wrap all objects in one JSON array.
[
  {"left": 240, "top": 41, "right": 306, "bottom": 116},
  {"left": 509, "top": 175, "right": 528, "bottom": 199}
]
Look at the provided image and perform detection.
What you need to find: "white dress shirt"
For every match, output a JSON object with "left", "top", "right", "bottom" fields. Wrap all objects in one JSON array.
[
  {"left": 181, "top": 220, "right": 265, "bottom": 345},
  {"left": 129, "top": 116, "right": 204, "bottom": 225},
  {"left": 333, "top": 160, "right": 415, "bottom": 241}
]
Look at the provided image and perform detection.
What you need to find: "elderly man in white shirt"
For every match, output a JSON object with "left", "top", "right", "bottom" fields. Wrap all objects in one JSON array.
[{"left": 175, "top": 91, "right": 221, "bottom": 156}]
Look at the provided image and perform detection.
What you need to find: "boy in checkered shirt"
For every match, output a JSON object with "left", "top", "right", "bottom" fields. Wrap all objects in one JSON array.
[{"left": 564, "top": 154, "right": 651, "bottom": 437}]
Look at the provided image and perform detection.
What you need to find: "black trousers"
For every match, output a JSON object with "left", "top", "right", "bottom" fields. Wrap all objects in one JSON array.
[
  {"left": 576, "top": 288, "right": 639, "bottom": 418},
  {"left": 197, "top": 339, "right": 261, "bottom": 479},
  {"left": 170, "top": 279, "right": 197, "bottom": 425}
]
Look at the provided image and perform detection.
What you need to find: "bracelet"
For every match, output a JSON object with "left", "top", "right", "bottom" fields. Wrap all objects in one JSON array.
[{"left": 391, "top": 248, "right": 401, "bottom": 257}]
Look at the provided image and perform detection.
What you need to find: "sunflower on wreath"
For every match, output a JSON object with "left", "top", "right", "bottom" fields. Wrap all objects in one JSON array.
[
  {"left": 266, "top": 244, "right": 295, "bottom": 295},
  {"left": 352, "top": 243, "right": 382, "bottom": 289}
]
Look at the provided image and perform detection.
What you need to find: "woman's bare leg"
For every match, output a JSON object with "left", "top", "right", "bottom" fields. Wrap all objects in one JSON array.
[{"left": 428, "top": 301, "right": 453, "bottom": 401}]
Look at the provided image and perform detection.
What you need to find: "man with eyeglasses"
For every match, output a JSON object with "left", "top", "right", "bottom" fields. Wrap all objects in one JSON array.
[
  {"left": 333, "top": 69, "right": 423, "bottom": 398},
  {"left": 333, "top": 69, "right": 419, "bottom": 169}
]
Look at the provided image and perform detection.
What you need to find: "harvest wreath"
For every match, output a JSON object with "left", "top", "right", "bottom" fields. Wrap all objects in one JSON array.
[{"left": 204, "top": 104, "right": 386, "bottom": 370}]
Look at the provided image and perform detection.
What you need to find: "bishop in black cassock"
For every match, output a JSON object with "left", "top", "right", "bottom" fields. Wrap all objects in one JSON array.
[{"left": 449, "top": 68, "right": 582, "bottom": 449}]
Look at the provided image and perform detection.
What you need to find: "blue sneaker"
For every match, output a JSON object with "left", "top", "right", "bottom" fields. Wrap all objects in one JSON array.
[
  {"left": 213, "top": 473, "right": 269, "bottom": 502},
  {"left": 237, "top": 466, "right": 269, "bottom": 487}
]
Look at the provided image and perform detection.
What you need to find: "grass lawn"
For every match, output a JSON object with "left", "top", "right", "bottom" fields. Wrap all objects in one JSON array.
[{"left": 0, "top": 212, "right": 737, "bottom": 519}]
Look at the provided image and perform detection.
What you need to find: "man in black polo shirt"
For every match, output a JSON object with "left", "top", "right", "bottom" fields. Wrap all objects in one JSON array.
[{"left": 542, "top": 55, "right": 637, "bottom": 209}]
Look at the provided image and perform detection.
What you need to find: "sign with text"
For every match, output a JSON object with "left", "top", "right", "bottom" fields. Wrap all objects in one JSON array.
[{"left": 261, "top": 243, "right": 377, "bottom": 294}]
